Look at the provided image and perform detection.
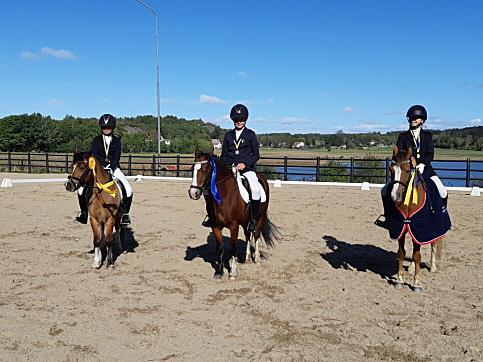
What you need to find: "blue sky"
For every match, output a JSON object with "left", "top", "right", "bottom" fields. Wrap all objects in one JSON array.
[{"left": 1, "top": 1, "right": 482, "bottom": 134}]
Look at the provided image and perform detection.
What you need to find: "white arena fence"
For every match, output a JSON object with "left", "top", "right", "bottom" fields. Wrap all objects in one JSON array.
[{"left": 1, "top": 175, "right": 480, "bottom": 196}]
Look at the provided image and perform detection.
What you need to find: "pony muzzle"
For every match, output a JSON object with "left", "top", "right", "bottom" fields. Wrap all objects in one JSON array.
[
  {"left": 65, "top": 179, "right": 77, "bottom": 192},
  {"left": 188, "top": 186, "right": 202, "bottom": 200}
]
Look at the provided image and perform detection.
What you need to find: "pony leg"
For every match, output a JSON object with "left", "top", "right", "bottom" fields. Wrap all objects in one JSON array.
[
  {"left": 412, "top": 243, "right": 423, "bottom": 292},
  {"left": 430, "top": 238, "right": 443, "bottom": 272},
  {"left": 228, "top": 226, "right": 239, "bottom": 280},
  {"left": 212, "top": 227, "right": 224, "bottom": 279},
  {"left": 394, "top": 236, "right": 406, "bottom": 289},
  {"left": 105, "top": 218, "right": 116, "bottom": 269},
  {"left": 90, "top": 218, "right": 102, "bottom": 269}
]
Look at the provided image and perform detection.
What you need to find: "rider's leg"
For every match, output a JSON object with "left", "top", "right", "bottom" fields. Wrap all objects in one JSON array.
[
  {"left": 430, "top": 175, "right": 448, "bottom": 204},
  {"left": 113, "top": 168, "right": 133, "bottom": 224},
  {"left": 244, "top": 171, "right": 261, "bottom": 232},
  {"left": 202, "top": 193, "right": 214, "bottom": 227},
  {"left": 375, "top": 183, "right": 391, "bottom": 229},
  {"left": 76, "top": 186, "right": 88, "bottom": 224}
]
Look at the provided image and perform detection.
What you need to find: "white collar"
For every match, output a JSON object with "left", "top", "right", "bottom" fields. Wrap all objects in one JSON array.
[
  {"left": 235, "top": 127, "right": 245, "bottom": 140},
  {"left": 103, "top": 134, "right": 112, "bottom": 145}
]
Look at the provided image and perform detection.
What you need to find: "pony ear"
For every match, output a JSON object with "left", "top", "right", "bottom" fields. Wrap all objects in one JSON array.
[
  {"left": 407, "top": 147, "right": 413, "bottom": 158},
  {"left": 392, "top": 145, "right": 399, "bottom": 158}
]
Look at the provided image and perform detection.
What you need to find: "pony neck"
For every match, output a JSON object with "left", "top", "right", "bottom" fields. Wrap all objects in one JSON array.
[
  {"left": 92, "top": 158, "right": 111, "bottom": 184},
  {"left": 213, "top": 157, "right": 232, "bottom": 180}
]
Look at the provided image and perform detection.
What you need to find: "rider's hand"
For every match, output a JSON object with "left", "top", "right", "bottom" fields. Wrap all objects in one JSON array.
[{"left": 236, "top": 163, "right": 246, "bottom": 171}]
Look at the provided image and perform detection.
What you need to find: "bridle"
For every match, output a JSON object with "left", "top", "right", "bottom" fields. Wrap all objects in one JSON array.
[
  {"left": 189, "top": 160, "right": 211, "bottom": 194},
  {"left": 67, "top": 163, "right": 92, "bottom": 191},
  {"left": 390, "top": 159, "right": 413, "bottom": 189},
  {"left": 189, "top": 158, "right": 234, "bottom": 196}
]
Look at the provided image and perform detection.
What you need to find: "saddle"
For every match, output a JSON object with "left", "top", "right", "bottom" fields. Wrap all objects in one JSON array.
[{"left": 232, "top": 168, "right": 267, "bottom": 204}]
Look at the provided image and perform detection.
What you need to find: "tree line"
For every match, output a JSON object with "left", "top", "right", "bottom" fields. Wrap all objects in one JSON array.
[{"left": 1, "top": 113, "right": 482, "bottom": 153}]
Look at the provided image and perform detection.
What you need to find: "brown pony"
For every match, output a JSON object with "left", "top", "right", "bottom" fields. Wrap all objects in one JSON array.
[
  {"left": 188, "top": 149, "right": 280, "bottom": 279},
  {"left": 389, "top": 146, "right": 443, "bottom": 292},
  {"left": 65, "top": 152, "right": 122, "bottom": 269}
]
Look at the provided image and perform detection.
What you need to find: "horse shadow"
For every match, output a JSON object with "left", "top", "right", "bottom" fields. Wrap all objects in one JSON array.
[
  {"left": 184, "top": 233, "right": 248, "bottom": 272},
  {"left": 320, "top": 235, "right": 397, "bottom": 280}
]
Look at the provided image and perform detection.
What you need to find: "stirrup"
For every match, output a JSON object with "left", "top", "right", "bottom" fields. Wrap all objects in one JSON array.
[
  {"left": 374, "top": 215, "right": 389, "bottom": 230},
  {"left": 120, "top": 213, "right": 131, "bottom": 225},
  {"left": 76, "top": 212, "right": 88, "bottom": 225}
]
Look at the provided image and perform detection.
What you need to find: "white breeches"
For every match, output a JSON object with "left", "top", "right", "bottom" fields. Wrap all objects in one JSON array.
[
  {"left": 113, "top": 168, "right": 133, "bottom": 197},
  {"left": 431, "top": 175, "right": 447, "bottom": 199},
  {"left": 243, "top": 171, "right": 261, "bottom": 200}
]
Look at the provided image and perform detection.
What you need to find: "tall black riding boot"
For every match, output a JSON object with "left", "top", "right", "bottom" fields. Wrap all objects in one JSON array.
[
  {"left": 202, "top": 194, "right": 214, "bottom": 228},
  {"left": 76, "top": 193, "right": 88, "bottom": 224},
  {"left": 247, "top": 199, "right": 261, "bottom": 232},
  {"left": 374, "top": 195, "right": 391, "bottom": 230},
  {"left": 121, "top": 195, "right": 133, "bottom": 225}
]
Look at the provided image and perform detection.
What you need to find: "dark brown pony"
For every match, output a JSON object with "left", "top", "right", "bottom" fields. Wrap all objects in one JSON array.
[
  {"left": 188, "top": 149, "right": 280, "bottom": 279},
  {"left": 65, "top": 152, "right": 122, "bottom": 269},
  {"left": 389, "top": 146, "right": 443, "bottom": 292}
]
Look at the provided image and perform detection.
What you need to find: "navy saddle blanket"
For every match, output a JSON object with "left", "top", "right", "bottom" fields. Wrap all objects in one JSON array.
[{"left": 387, "top": 176, "right": 451, "bottom": 244}]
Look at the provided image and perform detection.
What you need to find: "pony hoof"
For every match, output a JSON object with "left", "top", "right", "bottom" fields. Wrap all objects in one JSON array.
[
  {"left": 229, "top": 274, "right": 238, "bottom": 280},
  {"left": 213, "top": 273, "right": 223, "bottom": 280},
  {"left": 107, "top": 264, "right": 115, "bottom": 270},
  {"left": 412, "top": 285, "right": 423, "bottom": 293},
  {"left": 394, "top": 281, "right": 404, "bottom": 289}
]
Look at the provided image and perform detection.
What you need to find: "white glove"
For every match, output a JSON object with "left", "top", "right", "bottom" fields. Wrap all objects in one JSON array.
[{"left": 416, "top": 163, "right": 425, "bottom": 174}]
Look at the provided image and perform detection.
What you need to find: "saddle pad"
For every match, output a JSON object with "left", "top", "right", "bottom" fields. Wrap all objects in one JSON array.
[
  {"left": 236, "top": 173, "right": 267, "bottom": 204},
  {"left": 387, "top": 176, "right": 451, "bottom": 245}
]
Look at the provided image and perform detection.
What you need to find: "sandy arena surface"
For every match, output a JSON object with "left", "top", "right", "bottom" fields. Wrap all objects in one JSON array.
[{"left": 0, "top": 172, "right": 482, "bottom": 361}]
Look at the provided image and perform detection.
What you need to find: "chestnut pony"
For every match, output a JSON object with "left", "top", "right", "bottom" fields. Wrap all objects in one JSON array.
[
  {"left": 188, "top": 150, "right": 280, "bottom": 279},
  {"left": 388, "top": 146, "right": 443, "bottom": 292},
  {"left": 65, "top": 152, "right": 121, "bottom": 269}
]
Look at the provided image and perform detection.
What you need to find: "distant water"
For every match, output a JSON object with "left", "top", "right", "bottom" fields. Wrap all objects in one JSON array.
[{"left": 275, "top": 160, "right": 483, "bottom": 187}]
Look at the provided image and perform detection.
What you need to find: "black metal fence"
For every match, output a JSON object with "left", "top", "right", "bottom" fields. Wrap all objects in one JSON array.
[{"left": 1, "top": 152, "right": 482, "bottom": 187}]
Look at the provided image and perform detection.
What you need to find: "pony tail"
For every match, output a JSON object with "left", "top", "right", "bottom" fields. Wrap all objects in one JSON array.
[{"left": 260, "top": 215, "right": 281, "bottom": 248}]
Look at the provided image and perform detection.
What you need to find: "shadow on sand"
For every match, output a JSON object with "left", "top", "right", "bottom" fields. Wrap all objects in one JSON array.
[
  {"left": 320, "top": 235, "right": 397, "bottom": 280},
  {"left": 184, "top": 233, "right": 248, "bottom": 272}
]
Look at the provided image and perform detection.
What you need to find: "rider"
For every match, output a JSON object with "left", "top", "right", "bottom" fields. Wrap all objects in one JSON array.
[
  {"left": 376, "top": 104, "right": 448, "bottom": 229},
  {"left": 76, "top": 113, "right": 133, "bottom": 225},
  {"left": 202, "top": 104, "right": 261, "bottom": 232}
]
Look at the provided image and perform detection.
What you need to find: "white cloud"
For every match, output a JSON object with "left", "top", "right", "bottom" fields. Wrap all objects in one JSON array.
[
  {"left": 280, "top": 117, "right": 311, "bottom": 125},
  {"left": 198, "top": 94, "right": 226, "bottom": 104},
  {"left": 468, "top": 118, "right": 481, "bottom": 126},
  {"left": 237, "top": 71, "right": 247, "bottom": 77},
  {"left": 353, "top": 123, "right": 389, "bottom": 131},
  {"left": 41, "top": 47, "right": 77, "bottom": 60},
  {"left": 20, "top": 51, "right": 39, "bottom": 61},
  {"left": 341, "top": 106, "right": 354, "bottom": 113},
  {"left": 47, "top": 98, "right": 64, "bottom": 105}
]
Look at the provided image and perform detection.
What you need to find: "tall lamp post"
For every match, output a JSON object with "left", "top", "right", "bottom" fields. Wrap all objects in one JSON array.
[{"left": 136, "top": 0, "right": 161, "bottom": 155}]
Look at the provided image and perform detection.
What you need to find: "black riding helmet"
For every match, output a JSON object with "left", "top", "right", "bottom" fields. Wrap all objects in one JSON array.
[
  {"left": 99, "top": 113, "right": 117, "bottom": 128},
  {"left": 406, "top": 105, "right": 427, "bottom": 121},
  {"left": 230, "top": 104, "right": 249, "bottom": 122}
]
